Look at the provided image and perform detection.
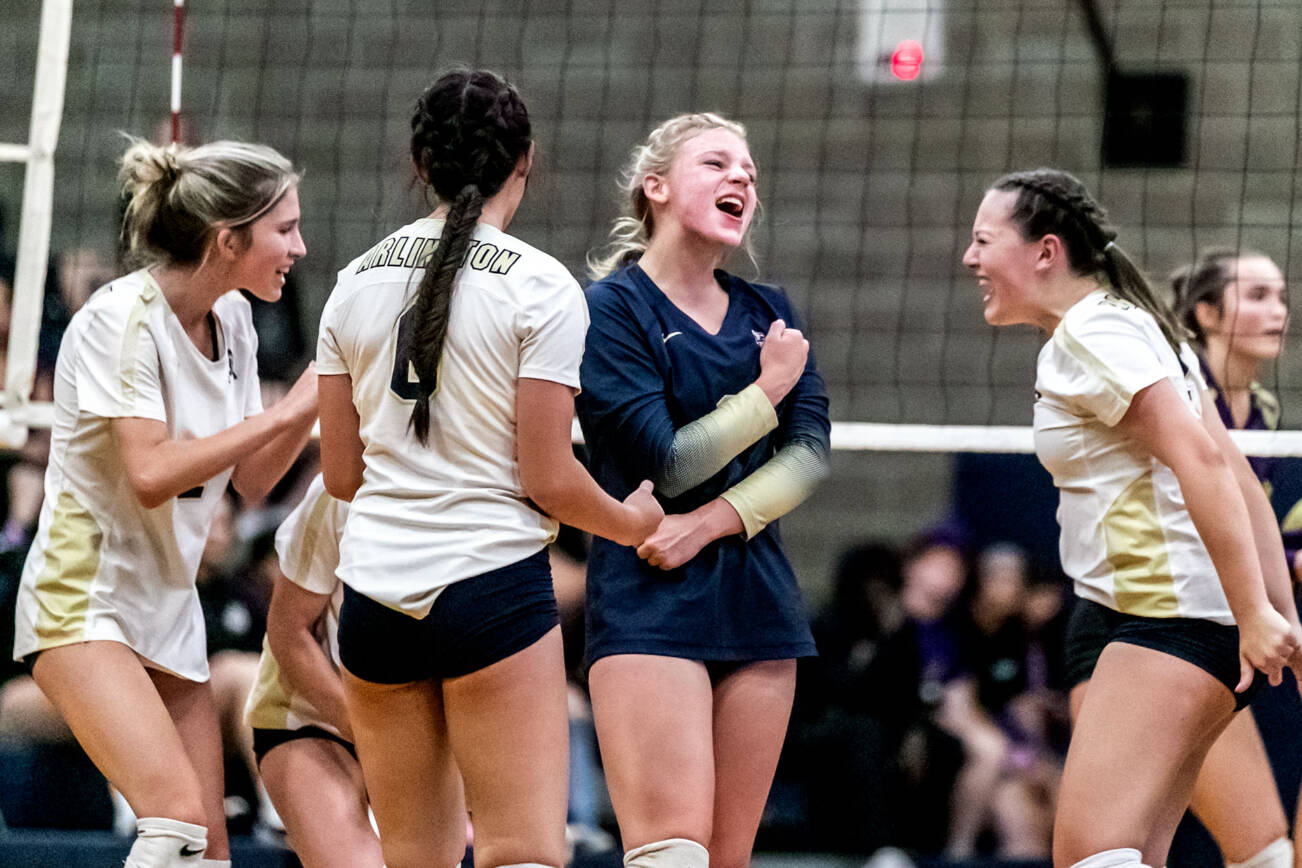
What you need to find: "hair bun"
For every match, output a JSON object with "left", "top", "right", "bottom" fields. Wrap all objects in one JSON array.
[{"left": 118, "top": 137, "right": 184, "bottom": 197}]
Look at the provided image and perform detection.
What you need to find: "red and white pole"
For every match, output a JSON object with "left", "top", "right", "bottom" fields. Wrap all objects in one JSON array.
[{"left": 171, "top": 0, "right": 185, "bottom": 144}]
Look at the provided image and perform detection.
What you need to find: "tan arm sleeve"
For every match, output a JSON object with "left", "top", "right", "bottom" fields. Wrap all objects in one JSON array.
[
  {"left": 719, "top": 439, "right": 830, "bottom": 539},
  {"left": 659, "top": 383, "right": 778, "bottom": 498}
]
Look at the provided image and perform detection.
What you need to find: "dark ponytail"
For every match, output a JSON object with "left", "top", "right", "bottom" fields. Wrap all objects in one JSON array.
[
  {"left": 1170, "top": 247, "right": 1257, "bottom": 348},
  {"left": 992, "top": 168, "right": 1189, "bottom": 354},
  {"left": 403, "top": 68, "right": 532, "bottom": 444}
]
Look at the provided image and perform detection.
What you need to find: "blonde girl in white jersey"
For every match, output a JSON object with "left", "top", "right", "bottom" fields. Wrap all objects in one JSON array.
[
  {"left": 962, "top": 168, "right": 1302, "bottom": 868},
  {"left": 14, "top": 138, "right": 318, "bottom": 867},
  {"left": 316, "top": 68, "right": 661, "bottom": 868}
]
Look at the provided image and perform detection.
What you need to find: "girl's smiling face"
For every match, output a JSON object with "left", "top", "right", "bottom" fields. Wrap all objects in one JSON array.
[
  {"left": 648, "top": 127, "right": 758, "bottom": 250},
  {"left": 230, "top": 185, "right": 305, "bottom": 302},
  {"left": 962, "top": 188, "right": 1044, "bottom": 327}
]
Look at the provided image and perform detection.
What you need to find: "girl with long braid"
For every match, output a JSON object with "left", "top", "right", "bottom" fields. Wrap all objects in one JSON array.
[
  {"left": 315, "top": 68, "right": 661, "bottom": 868},
  {"left": 962, "top": 168, "right": 1302, "bottom": 868}
]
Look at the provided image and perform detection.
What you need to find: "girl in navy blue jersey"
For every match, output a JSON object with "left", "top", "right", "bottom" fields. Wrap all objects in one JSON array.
[{"left": 577, "top": 113, "right": 830, "bottom": 868}]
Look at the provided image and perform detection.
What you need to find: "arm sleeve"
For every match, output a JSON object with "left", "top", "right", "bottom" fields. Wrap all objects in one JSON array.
[
  {"left": 578, "top": 287, "right": 781, "bottom": 497},
  {"left": 720, "top": 438, "right": 830, "bottom": 539},
  {"left": 657, "top": 384, "right": 778, "bottom": 498},
  {"left": 718, "top": 296, "right": 831, "bottom": 538},
  {"left": 75, "top": 305, "right": 167, "bottom": 422},
  {"left": 1048, "top": 302, "right": 1173, "bottom": 427}
]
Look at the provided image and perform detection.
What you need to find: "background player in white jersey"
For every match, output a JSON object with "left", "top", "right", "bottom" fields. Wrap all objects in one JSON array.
[
  {"left": 244, "top": 473, "right": 382, "bottom": 868},
  {"left": 12, "top": 138, "right": 318, "bottom": 867},
  {"left": 316, "top": 68, "right": 661, "bottom": 868},
  {"left": 962, "top": 168, "right": 1302, "bottom": 868}
]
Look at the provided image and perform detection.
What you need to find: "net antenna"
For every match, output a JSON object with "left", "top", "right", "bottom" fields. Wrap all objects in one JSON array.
[
  {"left": 0, "top": 0, "right": 71, "bottom": 448},
  {"left": 171, "top": 0, "right": 185, "bottom": 145}
]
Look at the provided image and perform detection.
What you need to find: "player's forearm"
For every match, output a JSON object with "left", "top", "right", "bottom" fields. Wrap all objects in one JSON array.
[
  {"left": 117, "top": 409, "right": 298, "bottom": 509},
  {"left": 270, "top": 630, "right": 352, "bottom": 738},
  {"left": 525, "top": 457, "right": 646, "bottom": 546},
  {"left": 231, "top": 415, "right": 316, "bottom": 504},
  {"left": 1182, "top": 459, "right": 1274, "bottom": 623},
  {"left": 656, "top": 384, "right": 778, "bottom": 498},
  {"left": 719, "top": 439, "right": 829, "bottom": 539},
  {"left": 1236, "top": 460, "right": 1299, "bottom": 625}
]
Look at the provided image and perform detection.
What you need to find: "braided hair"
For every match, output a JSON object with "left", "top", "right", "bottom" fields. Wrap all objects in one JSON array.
[
  {"left": 992, "top": 169, "right": 1188, "bottom": 354},
  {"left": 404, "top": 68, "right": 532, "bottom": 444},
  {"left": 1170, "top": 246, "right": 1265, "bottom": 347}
]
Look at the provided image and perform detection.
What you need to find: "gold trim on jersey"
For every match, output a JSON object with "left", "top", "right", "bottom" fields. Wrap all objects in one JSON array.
[
  {"left": 119, "top": 281, "right": 157, "bottom": 405},
  {"left": 32, "top": 491, "right": 104, "bottom": 646},
  {"left": 286, "top": 485, "right": 335, "bottom": 585},
  {"left": 246, "top": 637, "right": 293, "bottom": 730},
  {"left": 1104, "top": 471, "right": 1179, "bottom": 617},
  {"left": 1056, "top": 322, "right": 1129, "bottom": 416},
  {"left": 1253, "top": 381, "right": 1281, "bottom": 431}
]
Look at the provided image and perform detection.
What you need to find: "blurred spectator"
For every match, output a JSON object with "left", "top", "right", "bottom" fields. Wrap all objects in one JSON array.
[
  {"left": 785, "top": 541, "right": 904, "bottom": 853},
  {"left": 55, "top": 247, "right": 115, "bottom": 320},
  {"left": 952, "top": 543, "right": 1065, "bottom": 859}
]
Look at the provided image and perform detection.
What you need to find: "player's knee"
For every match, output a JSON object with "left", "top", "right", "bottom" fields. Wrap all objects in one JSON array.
[
  {"left": 124, "top": 817, "right": 208, "bottom": 867},
  {"left": 381, "top": 833, "right": 466, "bottom": 868},
  {"left": 476, "top": 837, "right": 566, "bottom": 868},
  {"left": 1064, "top": 848, "right": 1149, "bottom": 868},
  {"left": 1228, "top": 837, "right": 1293, "bottom": 868},
  {"left": 1055, "top": 836, "right": 1150, "bottom": 868},
  {"left": 623, "top": 838, "right": 709, "bottom": 868}
]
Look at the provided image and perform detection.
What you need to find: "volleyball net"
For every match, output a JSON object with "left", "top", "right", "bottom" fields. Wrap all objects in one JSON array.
[{"left": 3, "top": 0, "right": 1302, "bottom": 455}]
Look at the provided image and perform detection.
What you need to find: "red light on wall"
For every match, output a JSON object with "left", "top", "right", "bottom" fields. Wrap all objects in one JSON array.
[{"left": 890, "top": 39, "right": 924, "bottom": 81}]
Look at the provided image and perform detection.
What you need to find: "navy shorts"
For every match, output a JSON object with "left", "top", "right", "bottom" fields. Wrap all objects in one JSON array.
[
  {"left": 1064, "top": 597, "right": 1262, "bottom": 710},
  {"left": 252, "top": 726, "right": 356, "bottom": 766},
  {"left": 338, "top": 548, "right": 558, "bottom": 684}
]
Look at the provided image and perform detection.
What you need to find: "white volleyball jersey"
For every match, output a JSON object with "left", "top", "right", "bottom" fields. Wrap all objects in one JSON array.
[
  {"left": 14, "top": 270, "right": 263, "bottom": 679},
  {"left": 245, "top": 474, "right": 346, "bottom": 735},
  {"left": 317, "top": 217, "right": 587, "bottom": 616},
  {"left": 1034, "top": 289, "right": 1231, "bottom": 624}
]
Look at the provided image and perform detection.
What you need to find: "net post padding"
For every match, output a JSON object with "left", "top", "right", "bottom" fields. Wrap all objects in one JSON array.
[{"left": 7, "top": 0, "right": 73, "bottom": 435}]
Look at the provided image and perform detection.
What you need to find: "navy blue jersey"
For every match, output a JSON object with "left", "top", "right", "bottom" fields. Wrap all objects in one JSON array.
[{"left": 577, "top": 263, "right": 829, "bottom": 663}]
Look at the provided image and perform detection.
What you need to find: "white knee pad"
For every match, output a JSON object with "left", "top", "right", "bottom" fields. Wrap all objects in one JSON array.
[
  {"left": 1229, "top": 837, "right": 1294, "bottom": 868},
  {"left": 1070, "top": 849, "right": 1147, "bottom": 868},
  {"left": 623, "top": 838, "right": 709, "bottom": 868},
  {"left": 124, "top": 817, "right": 207, "bottom": 867}
]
